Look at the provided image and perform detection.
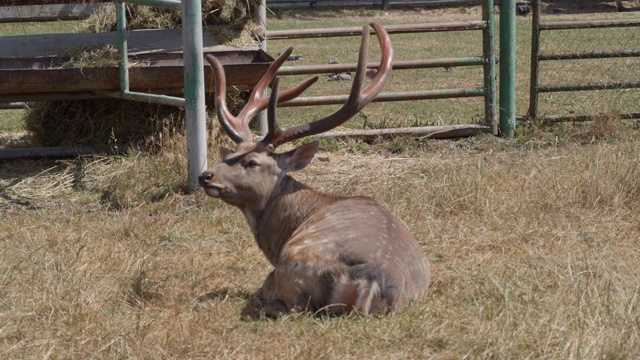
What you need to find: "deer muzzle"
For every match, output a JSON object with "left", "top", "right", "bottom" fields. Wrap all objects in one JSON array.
[{"left": 198, "top": 171, "right": 224, "bottom": 197}]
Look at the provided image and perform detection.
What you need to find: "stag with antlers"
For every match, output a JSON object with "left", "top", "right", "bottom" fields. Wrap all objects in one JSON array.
[{"left": 199, "top": 23, "right": 430, "bottom": 317}]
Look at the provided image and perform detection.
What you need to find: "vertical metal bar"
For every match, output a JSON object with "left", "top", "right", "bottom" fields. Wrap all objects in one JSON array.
[
  {"left": 482, "top": 0, "right": 497, "bottom": 135},
  {"left": 528, "top": 0, "right": 541, "bottom": 120},
  {"left": 255, "top": 0, "right": 268, "bottom": 136},
  {"left": 382, "top": 0, "right": 389, "bottom": 11},
  {"left": 181, "top": 0, "right": 207, "bottom": 193},
  {"left": 499, "top": 0, "right": 517, "bottom": 138},
  {"left": 116, "top": 1, "right": 129, "bottom": 91}
]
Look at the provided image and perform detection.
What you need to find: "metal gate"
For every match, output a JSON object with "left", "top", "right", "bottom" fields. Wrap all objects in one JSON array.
[
  {"left": 264, "top": 0, "right": 499, "bottom": 138},
  {"left": 528, "top": 0, "right": 640, "bottom": 122}
]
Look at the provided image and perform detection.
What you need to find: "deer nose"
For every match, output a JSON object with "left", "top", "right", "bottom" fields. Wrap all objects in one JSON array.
[{"left": 198, "top": 171, "right": 213, "bottom": 186}]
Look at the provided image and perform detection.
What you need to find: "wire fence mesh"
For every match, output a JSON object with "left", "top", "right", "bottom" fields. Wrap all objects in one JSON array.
[{"left": 535, "top": 17, "right": 640, "bottom": 119}]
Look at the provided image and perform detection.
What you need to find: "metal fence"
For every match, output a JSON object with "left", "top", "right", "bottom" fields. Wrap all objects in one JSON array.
[
  {"left": 265, "top": 0, "right": 498, "bottom": 138},
  {"left": 0, "top": 0, "right": 208, "bottom": 192},
  {"left": 528, "top": 0, "right": 640, "bottom": 122}
]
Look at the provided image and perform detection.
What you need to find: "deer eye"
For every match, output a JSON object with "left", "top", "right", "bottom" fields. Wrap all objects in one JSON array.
[{"left": 244, "top": 160, "right": 260, "bottom": 169}]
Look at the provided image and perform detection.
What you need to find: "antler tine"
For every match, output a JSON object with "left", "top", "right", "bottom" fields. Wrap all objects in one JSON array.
[
  {"left": 206, "top": 50, "right": 319, "bottom": 143},
  {"left": 261, "top": 23, "right": 393, "bottom": 148},
  {"left": 360, "top": 23, "right": 393, "bottom": 104},
  {"left": 266, "top": 77, "right": 283, "bottom": 148},
  {"left": 206, "top": 54, "right": 249, "bottom": 143}
]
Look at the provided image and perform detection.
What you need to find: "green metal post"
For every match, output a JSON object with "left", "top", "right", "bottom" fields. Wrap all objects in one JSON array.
[
  {"left": 528, "top": 0, "right": 541, "bottom": 119},
  {"left": 181, "top": 0, "right": 207, "bottom": 192},
  {"left": 499, "top": 0, "right": 516, "bottom": 138},
  {"left": 126, "top": 0, "right": 181, "bottom": 9},
  {"left": 482, "top": 0, "right": 497, "bottom": 134},
  {"left": 255, "top": 0, "right": 268, "bottom": 136},
  {"left": 114, "top": 0, "right": 186, "bottom": 106},
  {"left": 116, "top": 1, "right": 129, "bottom": 91}
]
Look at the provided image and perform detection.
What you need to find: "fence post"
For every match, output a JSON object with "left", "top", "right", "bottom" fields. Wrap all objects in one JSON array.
[
  {"left": 255, "top": 0, "right": 268, "bottom": 136},
  {"left": 499, "top": 0, "right": 516, "bottom": 138},
  {"left": 115, "top": 1, "right": 129, "bottom": 91},
  {"left": 528, "top": 0, "right": 540, "bottom": 119},
  {"left": 181, "top": 0, "right": 207, "bottom": 192},
  {"left": 482, "top": 0, "right": 497, "bottom": 134}
]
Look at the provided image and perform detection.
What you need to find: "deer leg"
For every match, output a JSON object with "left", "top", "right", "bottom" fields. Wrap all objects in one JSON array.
[
  {"left": 348, "top": 264, "right": 397, "bottom": 316},
  {"left": 353, "top": 279, "right": 381, "bottom": 316},
  {"left": 255, "top": 271, "right": 290, "bottom": 318},
  {"left": 322, "top": 265, "right": 392, "bottom": 316}
]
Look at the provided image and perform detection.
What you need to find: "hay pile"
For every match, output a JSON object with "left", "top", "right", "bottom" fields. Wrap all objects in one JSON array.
[
  {"left": 25, "top": 100, "right": 182, "bottom": 148},
  {"left": 25, "top": 88, "right": 251, "bottom": 149},
  {"left": 25, "top": 0, "right": 261, "bottom": 148},
  {"left": 50, "top": 44, "right": 125, "bottom": 69},
  {"left": 78, "top": 0, "right": 262, "bottom": 33}
]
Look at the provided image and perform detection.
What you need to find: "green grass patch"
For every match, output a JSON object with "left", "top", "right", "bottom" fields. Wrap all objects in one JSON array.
[
  {"left": 0, "top": 20, "right": 79, "bottom": 36},
  {"left": 0, "top": 110, "right": 24, "bottom": 132}
]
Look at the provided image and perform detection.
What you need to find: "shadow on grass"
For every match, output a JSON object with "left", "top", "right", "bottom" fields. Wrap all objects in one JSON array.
[{"left": 196, "top": 287, "right": 264, "bottom": 320}]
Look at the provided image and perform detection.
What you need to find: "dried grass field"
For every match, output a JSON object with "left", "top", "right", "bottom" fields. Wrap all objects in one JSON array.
[{"left": 1, "top": 4, "right": 640, "bottom": 359}]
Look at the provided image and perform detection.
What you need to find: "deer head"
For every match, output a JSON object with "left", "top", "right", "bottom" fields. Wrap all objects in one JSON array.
[{"left": 199, "top": 23, "right": 430, "bottom": 317}]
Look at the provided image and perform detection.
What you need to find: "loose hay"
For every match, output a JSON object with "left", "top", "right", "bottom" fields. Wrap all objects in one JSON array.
[
  {"left": 50, "top": 44, "right": 138, "bottom": 69},
  {"left": 76, "top": 0, "right": 263, "bottom": 33}
]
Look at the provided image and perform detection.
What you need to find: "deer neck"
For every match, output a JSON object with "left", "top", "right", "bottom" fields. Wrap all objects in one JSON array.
[{"left": 240, "top": 175, "right": 338, "bottom": 266}]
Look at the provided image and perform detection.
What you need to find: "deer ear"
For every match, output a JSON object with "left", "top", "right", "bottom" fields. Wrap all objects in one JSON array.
[
  {"left": 278, "top": 141, "right": 319, "bottom": 172},
  {"left": 218, "top": 145, "right": 234, "bottom": 161}
]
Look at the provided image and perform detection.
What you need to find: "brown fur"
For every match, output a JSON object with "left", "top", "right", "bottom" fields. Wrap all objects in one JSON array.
[{"left": 199, "top": 141, "right": 430, "bottom": 317}]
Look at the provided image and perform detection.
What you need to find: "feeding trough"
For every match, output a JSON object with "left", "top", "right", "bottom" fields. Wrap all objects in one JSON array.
[{"left": 0, "top": 27, "right": 272, "bottom": 103}]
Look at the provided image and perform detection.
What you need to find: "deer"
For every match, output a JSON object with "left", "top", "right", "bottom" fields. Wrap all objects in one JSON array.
[{"left": 199, "top": 23, "right": 430, "bottom": 317}]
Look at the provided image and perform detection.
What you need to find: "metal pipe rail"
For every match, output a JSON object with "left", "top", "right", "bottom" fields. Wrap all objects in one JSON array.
[
  {"left": 277, "top": 57, "right": 487, "bottom": 76},
  {"left": 125, "top": 0, "right": 180, "bottom": 9},
  {"left": 0, "top": 145, "right": 128, "bottom": 159},
  {"left": 536, "top": 112, "right": 640, "bottom": 123},
  {"left": 538, "top": 49, "right": 640, "bottom": 61},
  {"left": 265, "top": 22, "right": 488, "bottom": 40},
  {"left": 538, "top": 81, "right": 640, "bottom": 93},
  {"left": 114, "top": 2, "right": 184, "bottom": 107},
  {"left": 279, "top": 88, "right": 486, "bottom": 107},
  {"left": 0, "top": 102, "right": 24, "bottom": 109},
  {"left": 539, "top": 19, "right": 640, "bottom": 31}
]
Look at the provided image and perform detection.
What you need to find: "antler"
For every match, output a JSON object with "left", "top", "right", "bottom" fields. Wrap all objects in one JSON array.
[
  {"left": 206, "top": 49, "right": 319, "bottom": 143},
  {"left": 261, "top": 22, "right": 393, "bottom": 149},
  {"left": 207, "top": 22, "right": 392, "bottom": 146}
]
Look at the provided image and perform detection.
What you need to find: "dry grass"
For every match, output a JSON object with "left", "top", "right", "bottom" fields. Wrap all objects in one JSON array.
[
  {"left": 50, "top": 44, "right": 149, "bottom": 70},
  {"left": 2, "top": 4, "right": 640, "bottom": 359},
  {"left": 1, "top": 131, "right": 639, "bottom": 359}
]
